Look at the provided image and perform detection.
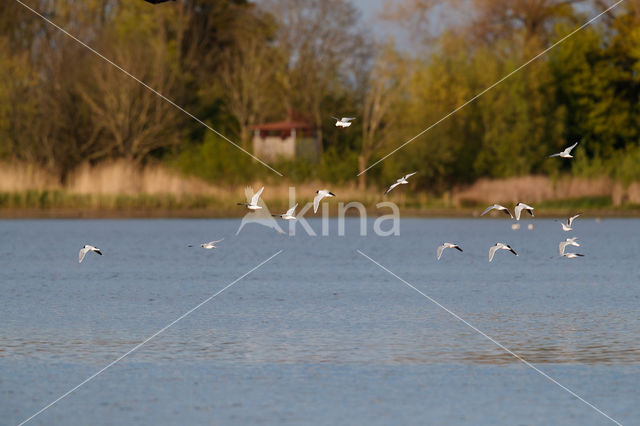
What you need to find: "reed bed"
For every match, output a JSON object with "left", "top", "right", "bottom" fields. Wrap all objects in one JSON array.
[
  {"left": 452, "top": 175, "right": 619, "bottom": 205},
  {"left": 1, "top": 162, "right": 640, "bottom": 215}
]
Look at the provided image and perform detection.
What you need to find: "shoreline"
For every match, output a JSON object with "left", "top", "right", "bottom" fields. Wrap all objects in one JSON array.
[{"left": 2, "top": 207, "right": 640, "bottom": 219}]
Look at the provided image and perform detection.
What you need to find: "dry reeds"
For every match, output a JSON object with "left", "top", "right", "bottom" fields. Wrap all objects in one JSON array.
[
  {"left": 3, "top": 161, "right": 640, "bottom": 212},
  {"left": 452, "top": 175, "right": 616, "bottom": 206},
  {"left": 65, "top": 161, "right": 217, "bottom": 196},
  {"left": 0, "top": 162, "right": 60, "bottom": 192}
]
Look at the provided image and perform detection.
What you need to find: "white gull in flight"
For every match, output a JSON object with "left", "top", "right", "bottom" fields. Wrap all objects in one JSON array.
[
  {"left": 559, "top": 237, "right": 580, "bottom": 256},
  {"left": 237, "top": 186, "right": 264, "bottom": 210},
  {"left": 549, "top": 142, "right": 578, "bottom": 158},
  {"left": 332, "top": 117, "right": 355, "bottom": 128},
  {"left": 384, "top": 172, "right": 417, "bottom": 195},
  {"left": 201, "top": 238, "right": 224, "bottom": 249},
  {"left": 313, "top": 190, "right": 335, "bottom": 213},
  {"left": 514, "top": 202, "right": 534, "bottom": 221},
  {"left": 561, "top": 214, "right": 581, "bottom": 231},
  {"left": 78, "top": 245, "right": 102, "bottom": 263},
  {"left": 273, "top": 204, "right": 298, "bottom": 220},
  {"left": 489, "top": 243, "right": 518, "bottom": 262},
  {"left": 437, "top": 243, "right": 463, "bottom": 260}
]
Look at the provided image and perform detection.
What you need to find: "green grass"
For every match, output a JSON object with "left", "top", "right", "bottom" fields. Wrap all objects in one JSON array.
[{"left": 3, "top": 190, "right": 640, "bottom": 218}]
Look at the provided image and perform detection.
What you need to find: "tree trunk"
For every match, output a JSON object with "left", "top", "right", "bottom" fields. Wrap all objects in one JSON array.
[{"left": 240, "top": 126, "right": 250, "bottom": 151}]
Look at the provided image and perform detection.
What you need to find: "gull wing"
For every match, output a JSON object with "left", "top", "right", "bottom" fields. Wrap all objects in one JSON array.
[
  {"left": 483, "top": 204, "right": 512, "bottom": 218},
  {"left": 514, "top": 204, "right": 523, "bottom": 221},
  {"left": 286, "top": 204, "right": 298, "bottom": 216},
  {"left": 489, "top": 245, "right": 499, "bottom": 262},
  {"left": 437, "top": 245, "right": 445, "bottom": 260},
  {"left": 403, "top": 172, "right": 417, "bottom": 180},
  {"left": 251, "top": 186, "right": 264, "bottom": 205},
  {"left": 559, "top": 241, "right": 568, "bottom": 256},
  {"left": 313, "top": 193, "right": 323, "bottom": 213},
  {"left": 385, "top": 182, "right": 400, "bottom": 195},
  {"left": 454, "top": 245, "right": 463, "bottom": 252},
  {"left": 78, "top": 247, "right": 89, "bottom": 263},
  {"left": 508, "top": 246, "right": 518, "bottom": 256},
  {"left": 211, "top": 238, "right": 224, "bottom": 244},
  {"left": 481, "top": 205, "right": 496, "bottom": 216},
  {"left": 565, "top": 141, "right": 579, "bottom": 154},
  {"left": 568, "top": 214, "right": 580, "bottom": 226},
  {"left": 548, "top": 152, "right": 561, "bottom": 158},
  {"left": 341, "top": 117, "right": 355, "bottom": 122},
  {"left": 567, "top": 237, "right": 580, "bottom": 246}
]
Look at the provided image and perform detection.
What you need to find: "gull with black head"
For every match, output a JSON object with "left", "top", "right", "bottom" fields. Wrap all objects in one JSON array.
[{"left": 489, "top": 243, "right": 518, "bottom": 262}]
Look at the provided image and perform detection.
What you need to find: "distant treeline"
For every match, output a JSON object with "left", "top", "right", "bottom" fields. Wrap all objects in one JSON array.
[{"left": 1, "top": 0, "right": 640, "bottom": 192}]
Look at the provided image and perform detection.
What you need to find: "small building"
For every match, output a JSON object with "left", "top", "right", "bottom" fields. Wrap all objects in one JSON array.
[{"left": 251, "top": 118, "right": 320, "bottom": 162}]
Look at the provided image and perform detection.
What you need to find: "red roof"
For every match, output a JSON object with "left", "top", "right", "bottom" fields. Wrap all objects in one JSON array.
[{"left": 251, "top": 119, "right": 315, "bottom": 131}]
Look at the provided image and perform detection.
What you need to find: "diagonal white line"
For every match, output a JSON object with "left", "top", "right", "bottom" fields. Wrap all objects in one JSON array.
[
  {"left": 356, "top": 250, "right": 622, "bottom": 426},
  {"left": 14, "top": 0, "right": 283, "bottom": 177},
  {"left": 17, "top": 250, "right": 283, "bottom": 426},
  {"left": 358, "top": 0, "right": 626, "bottom": 176}
]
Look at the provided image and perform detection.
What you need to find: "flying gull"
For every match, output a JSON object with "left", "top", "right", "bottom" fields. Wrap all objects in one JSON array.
[
  {"left": 489, "top": 243, "right": 518, "bottom": 262},
  {"left": 481, "top": 204, "right": 513, "bottom": 219},
  {"left": 237, "top": 186, "right": 264, "bottom": 210},
  {"left": 437, "top": 243, "right": 463, "bottom": 260},
  {"left": 384, "top": 172, "right": 417, "bottom": 195},
  {"left": 549, "top": 142, "right": 578, "bottom": 158},
  {"left": 332, "top": 117, "right": 355, "bottom": 128},
  {"left": 561, "top": 214, "right": 581, "bottom": 231},
  {"left": 201, "top": 238, "right": 224, "bottom": 249},
  {"left": 78, "top": 245, "right": 102, "bottom": 263},
  {"left": 558, "top": 237, "right": 580, "bottom": 256},
  {"left": 313, "top": 190, "right": 336, "bottom": 213},
  {"left": 514, "top": 202, "right": 534, "bottom": 221},
  {"left": 273, "top": 204, "right": 298, "bottom": 220}
]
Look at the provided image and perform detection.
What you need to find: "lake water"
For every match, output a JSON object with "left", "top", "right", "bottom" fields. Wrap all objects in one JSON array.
[{"left": 1, "top": 218, "right": 639, "bottom": 425}]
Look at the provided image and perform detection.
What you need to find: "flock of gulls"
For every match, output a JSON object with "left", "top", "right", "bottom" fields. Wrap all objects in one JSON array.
[{"left": 77, "top": 122, "right": 585, "bottom": 264}]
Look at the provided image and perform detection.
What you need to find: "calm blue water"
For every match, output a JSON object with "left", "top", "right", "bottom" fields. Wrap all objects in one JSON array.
[{"left": 1, "top": 218, "right": 639, "bottom": 425}]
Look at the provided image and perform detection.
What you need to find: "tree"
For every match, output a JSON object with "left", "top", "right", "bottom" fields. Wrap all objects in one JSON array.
[
  {"left": 264, "top": 0, "right": 372, "bottom": 153},
  {"left": 548, "top": 5, "right": 640, "bottom": 178},
  {"left": 473, "top": 38, "right": 564, "bottom": 177},
  {"left": 384, "top": 0, "right": 585, "bottom": 47},
  {"left": 78, "top": 2, "right": 184, "bottom": 164},
  {"left": 359, "top": 42, "right": 410, "bottom": 189},
  {"left": 216, "top": 12, "right": 278, "bottom": 148}
]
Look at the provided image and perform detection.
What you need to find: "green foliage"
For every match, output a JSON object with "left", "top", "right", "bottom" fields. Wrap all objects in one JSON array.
[
  {"left": 317, "top": 146, "right": 359, "bottom": 185},
  {"left": 173, "top": 130, "right": 255, "bottom": 184},
  {"left": 2, "top": 0, "right": 640, "bottom": 192},
  {"left": 473, "top": 40, "right": 564, "bottom": 178}
]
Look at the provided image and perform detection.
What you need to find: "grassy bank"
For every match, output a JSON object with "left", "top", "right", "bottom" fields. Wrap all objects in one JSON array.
[
  {"left": 2, "top": 161, "right": 640, "bottom": 218},
  {"left": 2, "top": 189, "right": 640, "bottom": 218}
]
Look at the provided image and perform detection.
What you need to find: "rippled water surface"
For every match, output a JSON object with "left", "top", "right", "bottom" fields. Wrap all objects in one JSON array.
[{"left": 1, "top": 218, "right": 639, "bottom": 425}]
